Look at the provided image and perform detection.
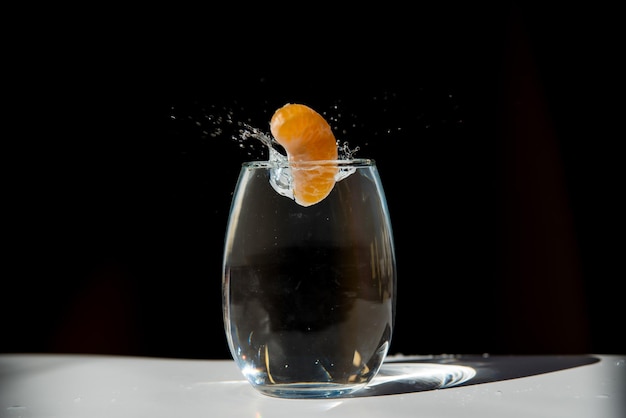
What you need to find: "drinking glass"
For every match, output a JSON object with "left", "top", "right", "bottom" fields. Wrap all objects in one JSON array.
[{"left": 222, "top": 159, "right": 396, "bottom": 398}]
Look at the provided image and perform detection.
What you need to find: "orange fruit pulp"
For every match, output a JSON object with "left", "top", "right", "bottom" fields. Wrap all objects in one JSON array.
[{"left": 270, "top": 103, "right": 339, "bottom": 207}]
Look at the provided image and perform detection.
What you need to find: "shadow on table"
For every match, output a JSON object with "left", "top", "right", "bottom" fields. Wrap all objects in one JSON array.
[{"left": 347, "top": 354, "right": 600, "bottom": 398}]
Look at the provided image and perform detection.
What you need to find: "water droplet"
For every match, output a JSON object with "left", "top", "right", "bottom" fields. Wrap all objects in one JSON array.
[
  {"left": 615, "top": 359, "right": 624, "bottom": 367},
  {"left": 74, "top": 397, "right": 81, "bottom": 403},
  {"left": 494, "top": 390, "right": 502, "bottom": 396},
  {"left": 596, "top": 394, "right": 609, "bottom": 399}
]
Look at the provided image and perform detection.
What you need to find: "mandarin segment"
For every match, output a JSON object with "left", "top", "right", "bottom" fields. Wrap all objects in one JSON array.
[{"left": 270, "top": 103, "right": 339, "bottom": 207}]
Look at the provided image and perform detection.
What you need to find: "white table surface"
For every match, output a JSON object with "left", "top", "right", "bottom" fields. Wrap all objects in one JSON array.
[{"left": 1, "top": 353, "right": 623, "bottom": 417}]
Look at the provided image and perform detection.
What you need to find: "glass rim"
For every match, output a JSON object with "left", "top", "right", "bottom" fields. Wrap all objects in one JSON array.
[{"left": 242, "top": 158, "right": 375, "bottom": 169}]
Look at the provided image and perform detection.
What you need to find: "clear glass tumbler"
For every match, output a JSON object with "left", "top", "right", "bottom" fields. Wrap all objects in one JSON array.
[{"left": 222, "top": 159, "right": 396, "bottom": 398}]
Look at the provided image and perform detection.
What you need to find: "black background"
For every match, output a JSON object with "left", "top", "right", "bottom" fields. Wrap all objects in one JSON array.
[{"left": 4, "top": 3, "right": 623, "bottom": 358}]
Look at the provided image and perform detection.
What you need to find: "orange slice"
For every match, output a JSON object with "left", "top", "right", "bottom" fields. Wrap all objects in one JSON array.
[{"left": 270, "top": 103, "right": 338, "bottom": 207}]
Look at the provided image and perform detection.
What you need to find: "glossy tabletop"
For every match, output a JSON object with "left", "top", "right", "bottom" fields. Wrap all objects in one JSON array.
[{"left": 1, "top": 353, "right": 623, "bottom": 417}]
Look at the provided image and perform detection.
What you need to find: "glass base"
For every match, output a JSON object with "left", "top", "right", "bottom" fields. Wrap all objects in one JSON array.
[{"left": 253, "top": 382, "right": 368, "bottom": 399}]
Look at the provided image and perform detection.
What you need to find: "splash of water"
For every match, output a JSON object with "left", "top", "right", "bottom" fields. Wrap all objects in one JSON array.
[
  {"left": 236, "top": 122, "right": 360, "bottom": 200},
  {"left": 168, "top": 102, "right": 375, "bottom": 203}
]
